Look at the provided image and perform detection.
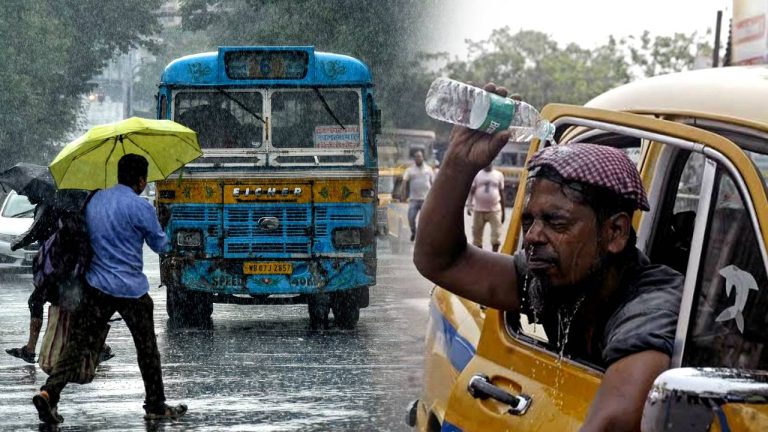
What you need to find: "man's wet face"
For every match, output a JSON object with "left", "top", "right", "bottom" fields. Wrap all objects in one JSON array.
[{"left": 521, "top": 178, "right": 604, "bottom": 288}]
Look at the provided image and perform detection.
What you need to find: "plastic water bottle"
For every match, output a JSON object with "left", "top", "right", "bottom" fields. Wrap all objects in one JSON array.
[{"left": 425, "top": 77, "right": 555, "bottom": 142}]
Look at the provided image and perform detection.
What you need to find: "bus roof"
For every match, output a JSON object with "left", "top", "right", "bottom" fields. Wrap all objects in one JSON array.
[
  {"left": 160, "top": 46, "right": 373, "bottom": 87},
  {"left": 586, "top": 66, "right": 768, "bottom": 125}
]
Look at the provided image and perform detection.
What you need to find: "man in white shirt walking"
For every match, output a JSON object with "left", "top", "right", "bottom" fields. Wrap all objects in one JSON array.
[
  {"left": 467, "top": 164, "right": 505, "bottom": 252},
  {"left": 402, "top": 150, "right": 434, "bottom": 241}
]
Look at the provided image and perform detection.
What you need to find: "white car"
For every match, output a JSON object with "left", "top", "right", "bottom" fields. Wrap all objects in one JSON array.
[{"left": 0, "top": 191, "right": 37, "bottom": 272}]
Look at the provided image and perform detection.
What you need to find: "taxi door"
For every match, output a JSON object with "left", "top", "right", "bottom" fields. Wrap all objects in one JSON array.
[{"left": 439, "top": 104, "right": 768, "bottom": 431}]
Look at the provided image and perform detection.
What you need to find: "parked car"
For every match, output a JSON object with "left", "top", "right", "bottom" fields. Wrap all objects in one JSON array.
[
  {"left": 0, "top": 190, "right": 37, "bottom": 272},
  {"left": 411, "top": 66, "right": 768, "bottom": 431}
]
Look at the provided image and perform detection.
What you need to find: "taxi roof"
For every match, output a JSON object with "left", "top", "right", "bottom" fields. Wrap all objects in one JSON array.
[{"left": 586, "top": 66, "right": 768, "bottom": 125}]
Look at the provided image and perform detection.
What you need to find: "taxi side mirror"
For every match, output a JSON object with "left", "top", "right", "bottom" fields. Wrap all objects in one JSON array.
[{"left": 641, "top": 367, "right": 768, "bottom": 431}]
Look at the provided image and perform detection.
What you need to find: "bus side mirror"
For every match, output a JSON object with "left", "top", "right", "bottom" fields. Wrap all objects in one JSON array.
[
  {"left": 372, "top": 109, "right": 382, "bottom": 135},
  {"left": 641, "top": 367, "right": 768, "bottom": 431}
]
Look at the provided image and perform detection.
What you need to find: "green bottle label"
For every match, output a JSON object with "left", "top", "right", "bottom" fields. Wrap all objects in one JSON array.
[{"left": 478, "top": 94, "right": 516, "bottom": 134}]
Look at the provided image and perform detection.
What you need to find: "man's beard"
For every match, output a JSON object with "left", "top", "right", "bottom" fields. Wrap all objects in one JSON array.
[{"left": 528, "top": 249, "right": 609, "bottom": 314}]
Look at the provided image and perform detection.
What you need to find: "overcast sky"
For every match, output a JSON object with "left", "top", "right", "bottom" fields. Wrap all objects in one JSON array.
[{"left": 425, "top": 0, "right": 733, "bottom": 58}]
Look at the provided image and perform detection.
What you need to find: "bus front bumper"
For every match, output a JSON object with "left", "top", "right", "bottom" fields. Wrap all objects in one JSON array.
[{"left": 163, "top": 256, "right": 376, "bottom": 295}]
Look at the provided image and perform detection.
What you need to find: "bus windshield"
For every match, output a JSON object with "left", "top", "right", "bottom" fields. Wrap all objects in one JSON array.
[
  {"left": 271, "top": 89, "right": 360, "bottom": 149},
  {"left": 174, "top": 89, "right": 361, "bottom": 151},
  {"left": 176, "top": 91, "right": 264, "bottom": 150}
]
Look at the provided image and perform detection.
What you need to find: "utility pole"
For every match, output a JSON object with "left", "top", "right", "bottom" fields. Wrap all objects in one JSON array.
[
  {"left": 713, "top": 10, "right": 723, "bottom": 67},
  {"left": 122, "top": 54, "right": 131, "bottom": 119}
]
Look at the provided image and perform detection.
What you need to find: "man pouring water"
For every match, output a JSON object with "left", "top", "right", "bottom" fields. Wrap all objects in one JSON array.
[{"left": 414, "top": 81, "right": 683, "bottom": 431}]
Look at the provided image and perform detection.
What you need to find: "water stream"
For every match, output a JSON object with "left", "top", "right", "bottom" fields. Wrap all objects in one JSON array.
[{"left": 556, "top": 294, "right": 586, "bottom": 361}]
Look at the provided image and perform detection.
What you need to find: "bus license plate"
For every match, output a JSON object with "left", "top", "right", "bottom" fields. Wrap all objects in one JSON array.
[{"left": 243, "top": 262, "right": 293, "bottom": 275}]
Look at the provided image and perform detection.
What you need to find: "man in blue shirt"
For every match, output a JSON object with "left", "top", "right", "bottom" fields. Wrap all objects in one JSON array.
[{"left": 32, "top": 154, "right": 187, "bottom": 424}]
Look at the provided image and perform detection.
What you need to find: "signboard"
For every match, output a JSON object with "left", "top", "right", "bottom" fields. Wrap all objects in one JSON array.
[
  {"left": 732, "top": 0, "right": 768, "bottom": 65},
  {"left": 314, "top": 125, "right": 360, "bottom": 149},
  {"left": 224, "top": 50, "right": 308, "bottom": 80}
]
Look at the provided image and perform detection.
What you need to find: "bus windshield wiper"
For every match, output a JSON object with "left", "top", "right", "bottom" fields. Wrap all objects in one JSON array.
[
  {"left": 312, "top": 87, "right": 345, "bottom": 130},
  {"left": 217, "top": 89, "right": 265, "bottom": 124}
]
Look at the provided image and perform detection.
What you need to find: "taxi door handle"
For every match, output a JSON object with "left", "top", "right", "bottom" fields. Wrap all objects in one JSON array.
[{"left": 467, "top": 374, "right": 532, "bottom": 415}]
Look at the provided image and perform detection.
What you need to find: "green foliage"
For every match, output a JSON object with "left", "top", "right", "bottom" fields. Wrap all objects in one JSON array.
[
  {"left": 440, "top": 28, "right": 631, "bottom": 110},
  {"left": 0, "top": 0, "right": 162, "bottom": 170},
  {"left": 1, "top": 0, "right": 718, "bottom": 171},
  {"left": 133, "top": 27, "right": 215, "bottom": 115},
  {"left": 620, "top": 30, "right": 715, "bottom": 77}
]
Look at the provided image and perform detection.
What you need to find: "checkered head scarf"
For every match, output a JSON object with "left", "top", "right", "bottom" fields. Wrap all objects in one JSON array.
[{"left": 527, "top": 143, "right": 650, "bottom": 211}]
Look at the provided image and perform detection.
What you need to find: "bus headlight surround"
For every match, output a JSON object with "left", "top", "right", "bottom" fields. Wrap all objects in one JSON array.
[{"left": 175, "top": 230, "right": 202, "bottom": 248}]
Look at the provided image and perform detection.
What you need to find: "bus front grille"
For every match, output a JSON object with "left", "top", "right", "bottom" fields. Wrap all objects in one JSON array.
[{"left": 224, "top": 204, "right": 311, "bottom": 257}]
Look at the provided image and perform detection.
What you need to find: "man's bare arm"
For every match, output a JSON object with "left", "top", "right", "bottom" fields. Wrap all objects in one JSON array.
[
  {"left": 580, "top": 350, "right": 669, "bottom": 432},
  {"left": 413, "top": 83, "right": 520, "bottom": 310}
]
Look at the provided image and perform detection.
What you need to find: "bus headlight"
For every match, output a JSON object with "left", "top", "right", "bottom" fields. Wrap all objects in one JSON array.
[
  {"left": 360, "top": 188, "right": 376, "bottom": 199},
  {"left": 175, "top": 230, "right": 202, "bottom": 248}
]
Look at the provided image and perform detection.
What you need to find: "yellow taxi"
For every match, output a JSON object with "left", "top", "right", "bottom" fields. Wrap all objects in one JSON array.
[
  {"left": 377, "top": 165, "right": 410, "bottom": 253},
  {"left": 377, "top": 166, "right": 400, "bottom": 235},
  {"left": 493, "top": 142, "right": 529, "bottom": 203},
  {"left": 411, "top": 66, "right": 768, "bottom": 431}
]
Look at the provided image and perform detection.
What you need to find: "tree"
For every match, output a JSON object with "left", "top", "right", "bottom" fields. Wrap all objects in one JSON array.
[
  {"left": 132, "top": 27, "right": 215, "bottom": 115},
  {"left": 620, "top": 30, "right": 715, "bottom": 78},
  {"left": 440, "top": 28, "right": 631, "bottom": 110},
  {"left": 0, "top": 0, "right": 162, "bottom": 169}
]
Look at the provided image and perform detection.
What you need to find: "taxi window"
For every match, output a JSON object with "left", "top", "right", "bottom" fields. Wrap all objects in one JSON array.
[
  {"left": 683, "top": 167, "right": 768, "bottom": 369},
  {"left": 651, "top": 151, "right": 705, "bottom": 274},
  {"left": 748, "top": 151, "right": 768, "bottom": 188}
]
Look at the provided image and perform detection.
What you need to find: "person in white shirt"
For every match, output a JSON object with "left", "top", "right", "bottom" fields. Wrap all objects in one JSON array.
[
  {"left": 402, "top": 150, "right": 434, "bottom": 241},
  {"left": 467, "top": 164, "right": 505, "bottom": 252}
]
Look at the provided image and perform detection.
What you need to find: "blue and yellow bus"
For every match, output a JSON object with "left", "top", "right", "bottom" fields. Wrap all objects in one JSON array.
[{"left": 155, "top": 46, "right": 380, "bottom": 329}]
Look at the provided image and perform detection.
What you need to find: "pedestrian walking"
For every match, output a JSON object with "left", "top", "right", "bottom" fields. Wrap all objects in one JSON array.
[
  {"left": 5, "top": 193, "right": 61, "bottom": 364},
  {"left": 466, "top": 164, "right": 505, "bottom": 252},
  {"left": 401, "top": 150, "right": 434, "bottom": 241},
  {"left": 0, "top": 164, "right": 113, "bottom": 366},
  {"left": 32, "top": 154, "right": 186, "bottom": 424}
]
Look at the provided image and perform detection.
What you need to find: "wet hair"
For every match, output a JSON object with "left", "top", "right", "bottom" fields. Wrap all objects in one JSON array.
[
  {"left": 527, "top": 165, "right": 638, "bottom": 248},
  {"left": 117, "top": 154, "right": 148, "bottom": 187}
]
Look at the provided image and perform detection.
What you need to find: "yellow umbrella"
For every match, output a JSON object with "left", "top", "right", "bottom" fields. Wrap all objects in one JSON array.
[{"left": 49, "top": 117, "right": 202, "bottom": 190}]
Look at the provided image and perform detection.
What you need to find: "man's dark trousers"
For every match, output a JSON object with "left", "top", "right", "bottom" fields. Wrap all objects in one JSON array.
[{"left": 41, "top": 283, "right": 165, "bottom": 409}]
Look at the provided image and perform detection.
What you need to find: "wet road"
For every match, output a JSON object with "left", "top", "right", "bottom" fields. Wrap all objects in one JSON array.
[
  {"left": 0, "top": 212, "right": 508, "bottom": 431},
  {"left": 0, "top": 242, "right": 431, "bottom": 431}
]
